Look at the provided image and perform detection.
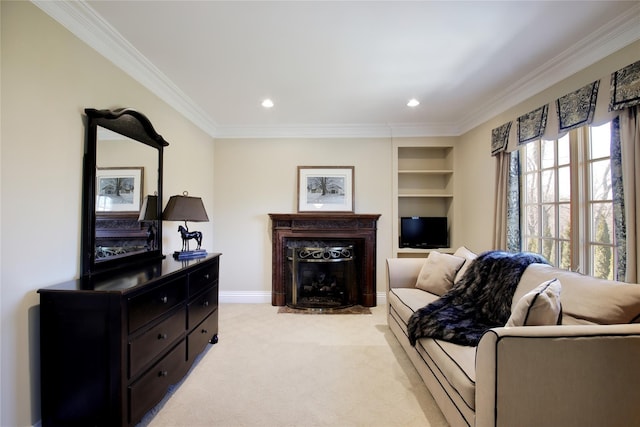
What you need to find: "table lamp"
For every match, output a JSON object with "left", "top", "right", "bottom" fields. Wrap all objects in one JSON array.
[
  {"left": 162, "top": 191, "right": 209, "bottom": 259},
  {"left": 138, "top": 194, "right": 158, "bottom": 250}
]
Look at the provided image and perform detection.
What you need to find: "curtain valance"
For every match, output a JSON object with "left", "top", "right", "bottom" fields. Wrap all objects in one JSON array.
[
  {"left": 556, "top": 80, "right": 600, "bottom": 133},
  {"left": 489, "top": 58, "right": 640, "bottom": 155},
  {"left": 491, "top": 121, "right": 512, "bottom": 155},
  {"left": 518, "top": 105, "right": 548, "bottom": 145},
  {"left": 610, "top": 59, "right": 640, "bottom": 111}
]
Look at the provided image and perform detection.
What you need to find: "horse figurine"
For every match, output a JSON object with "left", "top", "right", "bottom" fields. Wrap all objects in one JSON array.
[{"left": 178, "top": 225, "right": 203, "bottom": 251}]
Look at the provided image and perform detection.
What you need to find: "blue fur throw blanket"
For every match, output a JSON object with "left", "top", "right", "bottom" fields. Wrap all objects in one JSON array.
[{"left": 407, "top": 251, "right": 549, "bottom": 347}]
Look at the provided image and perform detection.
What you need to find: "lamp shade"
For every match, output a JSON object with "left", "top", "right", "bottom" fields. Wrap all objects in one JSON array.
[
  {"left": 162, "top": 194, "right": 209, "bottom": 222},
  {"left": 138, "top": 195, "right": 158, "bottom": 221}
]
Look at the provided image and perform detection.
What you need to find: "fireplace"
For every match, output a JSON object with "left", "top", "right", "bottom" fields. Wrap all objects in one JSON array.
[
  {"left": 287, "top": 244, "right": 357, "bottom": 309},
  {"left": 269, "top": 213, "right": 381, "bottom": 307}
]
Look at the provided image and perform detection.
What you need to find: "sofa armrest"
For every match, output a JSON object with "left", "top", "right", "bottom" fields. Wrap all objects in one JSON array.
[
  {"left": 476, "top": 324, "right": 640, "bottom": 427},
  {"left": 386, "top": 258, "right": 424, "bottom": 289}
]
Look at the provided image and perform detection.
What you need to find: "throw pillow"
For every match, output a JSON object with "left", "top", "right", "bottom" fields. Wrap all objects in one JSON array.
[
  {"left": 452, "top": 246, "right": 477, "bottom": 284},
  {"left": 506, "top": 278, "right": 562, "bottom": 327},
  {"left": 415, "top": 251, "right": 465, "bottom": 296}
]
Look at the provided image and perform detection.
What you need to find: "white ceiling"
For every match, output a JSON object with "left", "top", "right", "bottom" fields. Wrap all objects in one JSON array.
[{"left": 35, "top": 1, "right": 640, "bottom": 138}]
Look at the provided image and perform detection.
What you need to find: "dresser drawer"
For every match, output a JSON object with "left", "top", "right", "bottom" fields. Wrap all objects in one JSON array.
[
  {"left": 128, "top": 308, "right": 186, "bottom": 378},
  {"left": 188, "top": 285, "right": 218, "bottom": 330},
  {"left": 128, "top": 277, "right": 187, "bottom": 333},
  {"left": 128, "top": 340, "right": 188, "bottom": 425},
  {"left": 189, "top": 259, "right": 219, "bottom": 297},
  {"left": 188, "top": 308, "right": 218, "bottom": 361}
]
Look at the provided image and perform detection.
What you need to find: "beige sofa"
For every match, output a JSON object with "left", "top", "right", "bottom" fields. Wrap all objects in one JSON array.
[{"left": 387, "top": 250, "right": 640, "bottom": 427}]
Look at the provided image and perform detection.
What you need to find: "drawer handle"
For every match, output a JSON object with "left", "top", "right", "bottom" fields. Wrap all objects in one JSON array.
[
  {"left": 157, "top": 333, "right": 168, "bottom": 340},
  {"left": 158, "top": 370, "right": 168, "bottom": 377},
  {"left": 160, "top": 296, "right": 168, "bottom": 304},
  {"left": 201, "top": 328, "right": 208, "bottom": 334},
  {"left": 204, "top": 273, "right": 210, "bottom": 280},
  {"left": 203, "top": 300, "right": 209, "bottom": 307}
]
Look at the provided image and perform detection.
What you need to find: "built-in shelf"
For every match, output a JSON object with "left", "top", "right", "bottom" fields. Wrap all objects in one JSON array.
[{"left": 392, "top": 140, "right": 456, "bottom": 258}]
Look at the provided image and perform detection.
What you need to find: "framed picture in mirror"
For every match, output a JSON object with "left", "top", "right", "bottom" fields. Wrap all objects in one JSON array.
[{"left": 96, "top": 167, "right": 143, "bottom": 214}]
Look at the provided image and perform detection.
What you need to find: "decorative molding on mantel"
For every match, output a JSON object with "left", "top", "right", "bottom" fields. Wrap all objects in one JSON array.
[{"left": 32, "top": 1, "right": 640, "bottom": 139}]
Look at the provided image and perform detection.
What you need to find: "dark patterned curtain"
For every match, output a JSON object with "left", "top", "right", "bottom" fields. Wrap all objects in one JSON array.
[
  {"left": 506, "top": 150, "right": 520, "bottom": 252},
  {"left": 556, "top": 80, "right": 600, "bottom": 133},
  {"left": 611, "top": 117, "right": 626, "bottom": 281}
]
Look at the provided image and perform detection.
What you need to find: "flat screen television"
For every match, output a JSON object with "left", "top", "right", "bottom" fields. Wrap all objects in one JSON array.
[{"left": 400, "top": 217, "right": 448, "bottom": 249}]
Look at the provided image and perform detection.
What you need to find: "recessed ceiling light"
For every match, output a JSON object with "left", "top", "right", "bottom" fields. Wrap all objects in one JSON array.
[
  {"left": 262, "top": 99, "right": 274, "bottom": 108},
  {"left": 407, "top": 98, "right": 420, "bottom": 107}
]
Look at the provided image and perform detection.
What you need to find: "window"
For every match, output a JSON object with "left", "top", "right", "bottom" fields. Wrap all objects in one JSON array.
[{"left": 520, "top": 122, "right": 616, "bottom": 279}]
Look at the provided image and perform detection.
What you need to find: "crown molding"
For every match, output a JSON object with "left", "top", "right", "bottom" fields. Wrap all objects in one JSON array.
[
  {"left": 33, "top": 1, "right": 640, "bottom": 139},
  {"left": 213, "top": 122, "right": 459, "bottom": 139},
  {"left": 457, "top": 3, "right": 640, "bottom": 134},
  {"left": 31, "top": 0, "right": 219, "bottom": 137}
]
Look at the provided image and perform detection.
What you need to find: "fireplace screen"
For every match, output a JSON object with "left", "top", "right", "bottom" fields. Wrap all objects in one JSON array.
[{"left": 286, "top": 245, "right": 357, "bottom": 309}]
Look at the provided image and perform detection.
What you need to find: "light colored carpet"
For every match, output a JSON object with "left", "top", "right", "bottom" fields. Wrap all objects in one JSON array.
[{"left": 140, "top": 303, "right": 449, "bottom": 427}]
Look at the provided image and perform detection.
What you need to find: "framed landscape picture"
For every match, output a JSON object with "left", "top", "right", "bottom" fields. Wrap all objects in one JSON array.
[
  {"left": 297, "top": 166, "right": 354, "bottom": 212},
  {"left": 96, "top": 167, "right": 143, "bottom": 214}
]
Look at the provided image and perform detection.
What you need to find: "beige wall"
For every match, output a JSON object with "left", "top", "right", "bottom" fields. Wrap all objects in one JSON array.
[
  {"left": 2, "top": 1, "right": 638, "bottom": 426},
  {"left": 213, "top": 137, "right": 393, "bottom": 299},
  {"left": 456, "top": 40, "right": 640, "bottom": 254},
  {"left": 0, "top": 2, "right": 214, "bottom": 426}
]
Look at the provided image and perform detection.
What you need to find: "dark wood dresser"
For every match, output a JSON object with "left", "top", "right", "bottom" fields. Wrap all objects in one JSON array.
[{"left": 38, "top": 253, "right": 221, "bottom": 427}]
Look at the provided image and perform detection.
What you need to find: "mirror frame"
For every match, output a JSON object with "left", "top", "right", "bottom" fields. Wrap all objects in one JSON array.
[{"left": 82, "top": 108, "right": 169, "bottom": 277}]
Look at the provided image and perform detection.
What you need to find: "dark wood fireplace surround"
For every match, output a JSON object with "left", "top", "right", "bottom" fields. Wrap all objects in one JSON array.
[{"left": 269, "top": 213, "right": 381, "bottom": 307}]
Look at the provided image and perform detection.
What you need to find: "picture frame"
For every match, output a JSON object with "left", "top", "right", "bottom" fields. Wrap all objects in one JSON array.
[
  {"left": 96, "top": 167, "right": 144, "bottom": 214},
  {"left": 297, "top": 166, "right": 354, "bottom": 212}
]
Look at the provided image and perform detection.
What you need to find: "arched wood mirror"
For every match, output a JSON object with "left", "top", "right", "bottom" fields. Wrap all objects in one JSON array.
[{"left": 82, "top": 108, "right": 168, "bottom": 277}]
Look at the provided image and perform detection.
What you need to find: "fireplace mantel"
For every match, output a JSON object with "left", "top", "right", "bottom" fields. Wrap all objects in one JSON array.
[{"left": 269, "top": 213, "right": 381, "bottom": 307}]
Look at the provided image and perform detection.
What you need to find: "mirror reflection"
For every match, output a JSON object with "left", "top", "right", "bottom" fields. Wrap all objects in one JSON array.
[
  {"left": 94, "top": 127, "right": 158, "bottom": 262},
  {"left": 82, "top": 108, "right": 168, "bottom": 277}
]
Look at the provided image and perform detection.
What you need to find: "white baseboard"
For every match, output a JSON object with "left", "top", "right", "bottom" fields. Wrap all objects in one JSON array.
[
  {"left": 219, "top": 291, "right": 387, "bottom": 305},
  {"left": 219, "top": 291, "right": 271, "bottom": 304}
]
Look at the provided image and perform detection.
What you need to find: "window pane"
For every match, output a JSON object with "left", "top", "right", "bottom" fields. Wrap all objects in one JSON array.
[
  {"left": 525, "top": 205, "right": 539, "bottom": 237},
  {"left": 541, "top": 139, "right": 555, "bottom": 169},
  {"left": 560, "top": 240, "right": 571, "bottom": 270},
  {"left": 526, "top": 237, "right": 540, "bottom": 253},
  {"left": 542, "top": 205, "right": 556, "bottom": 238},
  {"left": 590, "top": 122, "right": 611, "bottom": 160},
  {"left": 557, "top": 134, "right": 570, "bottom": 166},
  {"left": 525, "top": 142, "right": 539, "bottom": 172},
  {"left": 541, "top": 170, "right": 555, "bottom": 203},
  {"left": 591, "top": 245, "right": 613, "bottom": 280},
  {"left": 590, "top": 159, "right": 612, "bottom": 200},
  {"left": 541, "top": 205, "right": 556, "bottom": 263},
  {"left": 591, "top": 203, "right": 613, "bottom": 245},
  {"left": 525, "top": 173, "right": 538, "bottom": 203},
  {"left": 542, "top": 239, "right": 556, "bottom": 265},
  {"left": 558, "top": 166, "right": 570, "bottom": 201},
  {"left": 559, "top": 203, "right": 571, "bottom": 240}
]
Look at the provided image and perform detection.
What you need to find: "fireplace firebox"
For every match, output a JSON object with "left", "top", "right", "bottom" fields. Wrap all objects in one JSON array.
[
  {"left": 287, "top": 245, "right": 357, "bottom": 309},
  {"left": 269, "top": 213, "right": 381, "bottom": 307}
]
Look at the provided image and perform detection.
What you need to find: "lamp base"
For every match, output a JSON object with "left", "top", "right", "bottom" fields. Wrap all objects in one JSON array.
[{"left": 173, "top": 249, "right": 208, "bottom": 260}]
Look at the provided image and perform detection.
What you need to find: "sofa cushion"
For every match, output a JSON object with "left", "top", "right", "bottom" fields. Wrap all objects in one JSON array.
[
  {"left": 388, "top": 288, "right": 439, "bottom": 325},
  {"left": 416, "top": 338, "right": 476, "bottom": 411},
  {"left": 453, "top": 246, "right": 477, "bottom": 284},
  {"left": 415, "top": 251, "right": 465, "bottom": 296},
  {"left": 517, "top": 264, "right": 640, "bottom": 324},
  {"left": 506, "top": 278, "right": 562, "bottom": 327}
]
